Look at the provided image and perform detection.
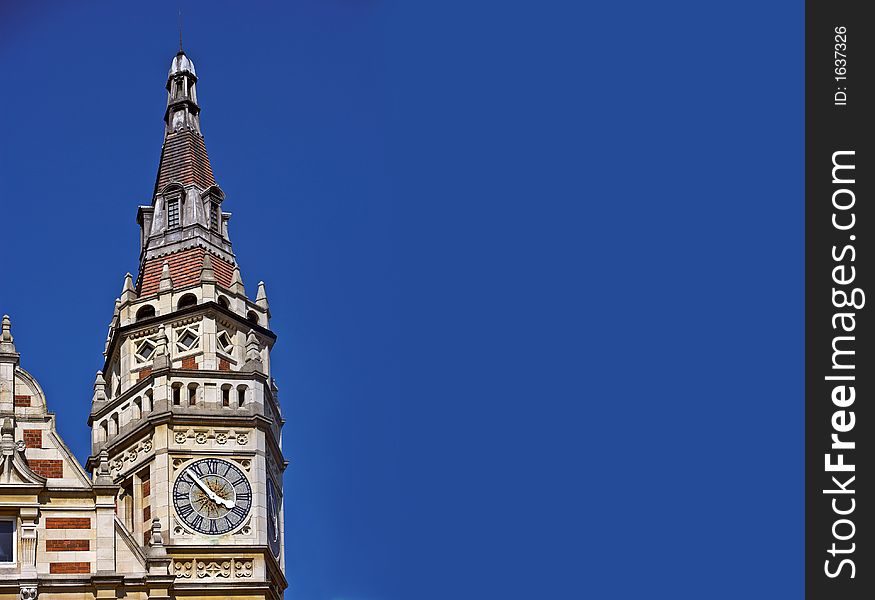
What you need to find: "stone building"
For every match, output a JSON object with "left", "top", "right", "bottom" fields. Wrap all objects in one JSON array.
[{"left": 0, "top": 48, "right": 287, "bottom": 600}]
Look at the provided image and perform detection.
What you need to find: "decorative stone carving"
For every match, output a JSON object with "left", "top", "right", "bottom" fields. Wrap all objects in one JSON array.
[
  {"left": 19, "top": 587, "right": 37, "bottom": 600},
  {"left": 109, "top": 434, "right": 154, "bottom": 476},
  {"left": 172, "top": 558, "right": 255, "bottom": 579}
]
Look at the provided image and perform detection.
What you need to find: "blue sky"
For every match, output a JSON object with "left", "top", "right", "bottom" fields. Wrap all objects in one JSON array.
[
  {"left": 1, "top": 1, "right": 805, "bottom": 599},
  {"left": 0, "top": 2, "right": 398, "bottom": 599}
]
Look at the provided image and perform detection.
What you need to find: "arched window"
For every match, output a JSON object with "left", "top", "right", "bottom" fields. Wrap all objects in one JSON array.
[
  {"left": 143, "top": 389, "right": 153, "bottom": 413},
  {"left": 221, "top": 384, "right": 232, "bottom": 407},
  {"left": 188, "top": 383, "right": 198, "bottom": 406},
  {"left": 172, "top": 383, "right": 182, "bottom": 406},
  {"left": 100, "top": 420, "right": 108, "bottom": 442},
  {"left": 177, "top": 294, "right": 197, "bottom": 309},
  {"left": 237, "top": 386, "right": 247, "bottom": 408},
  {"left": 133, "top": 397, "right": 142, "bottom": 420},
  {"left": 136, "top": 304, "right": 156, "bottom": 321},
  {"left": 247, "top": 311, "right": 259, "bottom": 325},
  {"left": 217, "top": 295, "right": 230, "bottom": 309}
]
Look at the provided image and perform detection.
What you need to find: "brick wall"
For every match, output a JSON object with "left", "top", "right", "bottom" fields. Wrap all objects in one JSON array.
[
  {"left": 14, "top": 395, "right": 31, "bottom": 407},
  {"left": 219, "top": 358, "right": 231, "bottom": 371},
  {"left": 45, "top": 518, "right": 91, "bottom": 529},
  {"left": 138, "top": 367, "right": 152, "bottom": 380},
  {"left": 50, "top": 562, "right": 91, "bottom": 574},
  {"left": 182, "top": 356, "right": 197, "bottom": 369},
  {"left": 143, "top": 505, "right": 151, "bottom": 521},
  {"left": 23, "top": 429, "right": 42, "bottom": 448},
  {"left": 46, "top": 540, "right": 90, "bottom": 551},
  {"left": 29, "top": 459, "right": 63, "bottom": 478}
]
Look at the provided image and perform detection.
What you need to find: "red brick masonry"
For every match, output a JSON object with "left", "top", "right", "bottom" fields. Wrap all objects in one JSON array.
[
  {"left": 143, "top": 479, "right": 151, "bottom": 497},
  {"left": 23, "top": 429, "right": 42, "bottom": 449},
  {"left": 219, "top": 358, "right": 231, "bottom": 371},
  {"left": 50, "top": 562, "right": 91, "bottom": 574},
  {"left": 46, "top": 540, "right": 90, "bottom": 552},
  {"left": 46, "top": 518, "right": 91, "bottom": 529},
  {"left": 138, "top": 246, "right": 234, "bottom": 296},
  {"left": 182, "top": 356, "right": 198, "bottom": 369},
  {"left": 139, "top": 367, "right": 152, "bottom": 380},
  {"left": 29, "top": 459, "right": 63, "bottom": 478},
  {"left": 14, "top": 395, "right": 31, "bottom": 407},
  {"left": 143, "top": 506, "right": 151, "bottom": 521}
]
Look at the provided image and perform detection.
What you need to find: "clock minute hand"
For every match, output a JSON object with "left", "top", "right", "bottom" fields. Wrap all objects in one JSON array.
[{"left": 186, "top": 469, "right": 234, "bottom": 509}]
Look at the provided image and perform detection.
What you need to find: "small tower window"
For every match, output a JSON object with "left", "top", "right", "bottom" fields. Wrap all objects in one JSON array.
[
  {"left": 167, "top": 198, "right": 180, "bottom": 228},
  {"left": 177, "top": 293, "right": 197, "bottom": 310},
  {"left": 217, "top": 330, "right": 234, "bottom": 355},
  {"left": 222, "top": 385, "right": 231, "bottom": 407},
  {"left": 136, "top": 305, "right": 156, "bottom": 321},
  {"left": 247, "top": 311, "right": 259, "bottom": 325},
  {"left": 210, "top": 203, "right": 220, "bottom": 232},
  {"left": 188, "top": 384, "right": 198, "bottom": 406},
  {"left": 172, "top": 383, "right": 182, "bottom": 406},
  {"left": 237, "top": 387, "right": 246, "bottom": 408},
  {"left": 217, "top": 295, "right": 230, "bottom": 309}
]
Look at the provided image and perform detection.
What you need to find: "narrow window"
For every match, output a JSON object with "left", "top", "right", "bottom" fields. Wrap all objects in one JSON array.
[
  {"left": 210, "top": 203, "right": 220, "bottom": 232},
  {"left": 222, "top": 386, "right": 230, "bottom": 407},
  {"left": 237, "top": 388, "right": 246, "bottom": 408},
  {"left": 172, "top": 385, "right": 181, "bottom": 406},
  {"left": 188, "top": 385, "right": 197, "bottom": 406},
  {"left": 167, "top": 198, "right": 180, "bottom": 228},
  {"left": 0, "top": 520, "right": 16, "bottom": 563}
]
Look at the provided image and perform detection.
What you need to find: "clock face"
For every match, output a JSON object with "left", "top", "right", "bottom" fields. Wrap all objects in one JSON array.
[
  {"left": 267, "top": 479, "right": 280, "bottom": 556},
  {"left": 173, "top": 458, "right": 252, "bottom": 535}
]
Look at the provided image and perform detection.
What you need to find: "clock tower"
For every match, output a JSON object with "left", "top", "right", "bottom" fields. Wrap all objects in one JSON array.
[{"left": 86, "top": 48, "right": 287, "bottom": 599}]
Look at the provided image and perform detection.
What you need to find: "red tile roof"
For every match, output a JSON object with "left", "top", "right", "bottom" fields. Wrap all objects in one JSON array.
[
  {"left": 138, "top": 247, "right": 234, "bottom": 296},
  {"left": 153, "top": 129, "right": 216, "bottom": 195}
]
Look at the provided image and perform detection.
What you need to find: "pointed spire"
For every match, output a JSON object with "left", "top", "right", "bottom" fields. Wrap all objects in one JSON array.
[
  {"left": 0, "top": 315, "right": 14, "bottom": 349},
  {"left": 121, "top": 272, "right": 137, "bottom": 303},
  {"left": 200, "top": 253, "right": 217, "bottom": 283},
  {"left": 230, "top": 264, "right": 245, "bottom": 294},
  {"left": 92, "top": 371, "right": 107, "bottom": 404},
  {"left": 243, "top": 329, "right": 264, "bottom": 373},
  {"left": 159, "top": 261, "right": 174, "bottom": 291},
  {"left": 256, "top": 281, "right": 270, "bottom": 313}
]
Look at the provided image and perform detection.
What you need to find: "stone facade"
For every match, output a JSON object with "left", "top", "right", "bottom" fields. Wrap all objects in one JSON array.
[{"left": 0, "top": 48, "right": 287, "bottom": 600}]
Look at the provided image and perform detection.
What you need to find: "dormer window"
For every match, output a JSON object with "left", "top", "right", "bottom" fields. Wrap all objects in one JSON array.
[{"left": 167, "top": 197, "right": 180, "bottom": 228}]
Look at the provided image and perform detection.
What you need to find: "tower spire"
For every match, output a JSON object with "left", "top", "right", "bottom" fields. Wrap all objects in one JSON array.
[{"left": 178, "top": 9, "right": 184, "bottom": 52}]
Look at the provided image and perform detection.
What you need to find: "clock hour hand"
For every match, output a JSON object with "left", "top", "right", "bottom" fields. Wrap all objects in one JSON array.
[{"left": 186, "top": 468, "right": 235, "bottom": 509}]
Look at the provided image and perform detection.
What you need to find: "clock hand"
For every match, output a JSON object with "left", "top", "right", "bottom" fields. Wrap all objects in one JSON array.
[{"left": 186, "top": 468, "right": 235, "bottom": 509}]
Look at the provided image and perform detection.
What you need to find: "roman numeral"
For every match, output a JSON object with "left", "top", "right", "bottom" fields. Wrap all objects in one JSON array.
[
  {"left": 231, "top": 505, "right": 247, "bottom": 518},
  {"left": 178, "top": 504, "right": 193, "bottom": 518},
  {"left": 206, "top": 460, "right": 218, "bottom": 474},
  {"left": 190, "top": 515, "right": 203, "bottom": 530},
  {"left": 208, "top": 519, "right": 218, "bottom": 534}
]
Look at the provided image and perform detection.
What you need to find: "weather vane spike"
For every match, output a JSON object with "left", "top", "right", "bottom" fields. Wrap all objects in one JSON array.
[{"left": 178, "top": 9, "right": 183, "bottom": 52}]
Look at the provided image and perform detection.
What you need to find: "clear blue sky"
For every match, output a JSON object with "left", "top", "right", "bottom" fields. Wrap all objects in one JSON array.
[
  {"left": 1, "top": 2, "right": 398, "bottom": 599},
  {"left": 1, "top": 1, "right": 804, "bottom": 599}
]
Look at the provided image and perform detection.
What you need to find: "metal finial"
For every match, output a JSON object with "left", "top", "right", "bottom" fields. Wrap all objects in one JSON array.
[{"left": 178, "top": 9, "right": 183, "bottom": 52}]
